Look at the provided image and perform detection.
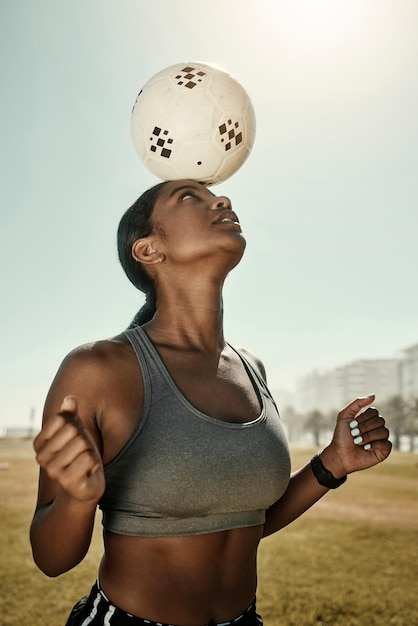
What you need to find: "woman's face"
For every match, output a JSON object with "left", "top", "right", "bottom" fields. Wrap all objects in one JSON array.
[{"left": 148, "top": 180, "right": 246, "bottom": 267}]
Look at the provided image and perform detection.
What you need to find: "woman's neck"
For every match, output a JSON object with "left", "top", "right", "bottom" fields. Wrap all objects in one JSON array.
[{"left": 144, "top": 276, "right": 226, "bottom": 354}]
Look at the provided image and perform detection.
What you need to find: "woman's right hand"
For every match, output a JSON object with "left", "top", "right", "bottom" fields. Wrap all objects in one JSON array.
[{"left": 33, "top": 396, "right": 105, "bottom": 504}]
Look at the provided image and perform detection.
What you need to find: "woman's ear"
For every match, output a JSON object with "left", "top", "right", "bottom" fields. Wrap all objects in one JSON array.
[{"left": 132, "top": 238, "right": 165, "bottom": 265}]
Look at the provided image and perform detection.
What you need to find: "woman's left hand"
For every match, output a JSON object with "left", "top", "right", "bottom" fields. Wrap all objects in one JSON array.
[{"left": 321, "top": 395, "right": 392, "bottom": 478}]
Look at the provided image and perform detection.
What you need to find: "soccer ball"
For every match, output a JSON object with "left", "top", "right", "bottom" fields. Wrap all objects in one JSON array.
[{"left": 131, "top": 62, "right": 256, "bottom": 186}]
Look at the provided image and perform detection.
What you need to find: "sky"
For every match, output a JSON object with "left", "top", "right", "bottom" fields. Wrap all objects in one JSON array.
[{"left": 1, "top": 0, "right": 418, "bottom": 430}]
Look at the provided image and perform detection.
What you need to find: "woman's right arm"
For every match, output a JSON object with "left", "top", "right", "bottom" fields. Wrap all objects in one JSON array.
[{"left": 30, "top": 356, "right": 106, "bottom": 577}]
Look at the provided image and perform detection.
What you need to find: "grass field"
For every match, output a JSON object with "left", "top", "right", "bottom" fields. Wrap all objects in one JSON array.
[{"left": 0, "top": 439, "right": 417, "bottom": 626}]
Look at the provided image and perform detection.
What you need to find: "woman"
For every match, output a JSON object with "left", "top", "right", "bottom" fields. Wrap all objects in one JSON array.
[{"left": 30, "top": 180, "right": 392, "bottom": 626}]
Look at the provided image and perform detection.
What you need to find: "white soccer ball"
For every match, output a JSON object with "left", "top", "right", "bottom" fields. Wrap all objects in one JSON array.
[{"left": 131, "top": 62, "right": 256, "bottom": 186}]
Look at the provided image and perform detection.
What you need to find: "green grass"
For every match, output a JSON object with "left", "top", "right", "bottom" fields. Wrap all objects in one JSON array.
[{"left": 0, "top": 440, "right": 417, "bottom": 625}]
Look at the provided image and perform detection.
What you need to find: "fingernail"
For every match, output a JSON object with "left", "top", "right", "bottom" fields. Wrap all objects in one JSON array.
[
  {"left": 351, "top": 427, "right": 360, "bottom": 437},
  {"left": 349, "top": 420, "right": 358, "bottom": 429},
  {"left": 353, "top": 435, "right": 363, "bottom": 445},
  {"left": 363, "top": 443, "right": 372, "bottom": 451}
]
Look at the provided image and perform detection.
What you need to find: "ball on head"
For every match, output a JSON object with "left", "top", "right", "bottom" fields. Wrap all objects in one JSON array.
[{"left": 131, "top": 62, "right": 256, "bottom": 186}]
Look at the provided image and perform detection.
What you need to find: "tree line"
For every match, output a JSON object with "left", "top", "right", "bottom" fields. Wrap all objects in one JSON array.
[{"left": 281, "top": 395, "right": 418, "bottom": 452}]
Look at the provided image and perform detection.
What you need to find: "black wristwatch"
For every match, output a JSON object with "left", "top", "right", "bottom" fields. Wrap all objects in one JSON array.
[{"left": 310, "top": 453, "right": 347, "bottom": 489}]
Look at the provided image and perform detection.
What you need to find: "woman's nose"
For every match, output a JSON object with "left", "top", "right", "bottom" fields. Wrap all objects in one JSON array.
[{"left": 210, "top": 195, "right": 231, "bottom": 210}]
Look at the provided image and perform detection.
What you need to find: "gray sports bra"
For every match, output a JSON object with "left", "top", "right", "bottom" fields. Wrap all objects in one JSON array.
[{"left": 99, "top": 326, "right": 291, "bottom": 537}]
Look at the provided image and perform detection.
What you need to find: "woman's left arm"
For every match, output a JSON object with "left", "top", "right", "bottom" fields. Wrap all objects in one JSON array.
[{"left": 263, "top": 394, "right": 392, "bottom": 537}]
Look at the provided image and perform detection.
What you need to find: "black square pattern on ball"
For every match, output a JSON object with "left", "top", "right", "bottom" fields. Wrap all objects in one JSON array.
[
  {"left": 174, "top": 66, "right": 207, "bottom": 89},
  {"left": 149, "top": 126, "right": 173, "bottom": 158},
  {"left": 218, "top": 120, "right": 243, "bottom": 152}
]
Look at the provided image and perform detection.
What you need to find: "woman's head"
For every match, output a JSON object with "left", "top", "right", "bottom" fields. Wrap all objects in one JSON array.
[
  {"left": 118, "top": 179, "right": 244, "bottom": 327},
  {"left": 117, "top": 181, "right": 167, "bottom": 326}
]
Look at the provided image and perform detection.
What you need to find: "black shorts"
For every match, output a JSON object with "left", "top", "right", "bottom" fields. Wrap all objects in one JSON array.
[{"left": 65, "top": 581, "right": 263, "bottom": 626}]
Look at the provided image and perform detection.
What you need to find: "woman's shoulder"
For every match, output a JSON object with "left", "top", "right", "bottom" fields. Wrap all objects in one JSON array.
[
  {"left": 54, "top": 334, "right": 134, "bottom": 385},
  {"left": 44, "top": 333, "right": 139, "bottom": 416},
  {"left": 65, "top": 333, "right": 130, "bottom": 361},
  {"left": 233, "top": 345, "right": 267, "bottom": 382},
  {"left": 43, "top": 333, "right": 142, "bottom": 458}
]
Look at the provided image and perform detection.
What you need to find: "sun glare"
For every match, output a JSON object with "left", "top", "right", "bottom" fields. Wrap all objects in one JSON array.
[
  {"left": 281, "top": 0, "right": 360, "bottom": 26},
  {"left": 272, "top": 0, "right": 365, "bottom": 42}
]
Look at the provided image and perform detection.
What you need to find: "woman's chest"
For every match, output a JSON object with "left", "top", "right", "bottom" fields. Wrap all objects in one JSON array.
[
  {"left": 158, "top": 348, "right": 262, "bottom": 424},
  {"left": 99, "top": 342, "right": 262, "bottom": 464}
]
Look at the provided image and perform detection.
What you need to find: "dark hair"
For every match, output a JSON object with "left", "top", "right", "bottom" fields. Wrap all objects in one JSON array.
[{"left": 117, "top": 182, "right": 167, "bottom": 327}]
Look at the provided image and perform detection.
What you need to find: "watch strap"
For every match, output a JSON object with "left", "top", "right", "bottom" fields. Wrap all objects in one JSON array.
[{"left": 310, "top": 453, "right": 347, "bottom": 489}]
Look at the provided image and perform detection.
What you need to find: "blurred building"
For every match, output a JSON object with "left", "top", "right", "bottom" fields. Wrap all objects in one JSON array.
[
  {"left": 295, "top": 357, "right": 400, "bottom": 414},
  {"left": 294, "top": 369, "right": 336, "bottom": 414},
  {"left": 400, "top": 343, "right": 418, "bottom": 400}
]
